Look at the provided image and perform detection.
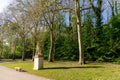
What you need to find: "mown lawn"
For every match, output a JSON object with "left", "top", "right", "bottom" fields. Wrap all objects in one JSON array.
[{"left": 1, "top": 60, "right": 120, "bottom": 80}]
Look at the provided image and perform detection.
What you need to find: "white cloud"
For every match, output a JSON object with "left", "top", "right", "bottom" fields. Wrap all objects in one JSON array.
[{"left": 0, "top": 0, "right": 13, "bottom": 13}]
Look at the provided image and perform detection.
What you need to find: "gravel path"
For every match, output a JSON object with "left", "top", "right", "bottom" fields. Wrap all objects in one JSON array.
[{"left": 0, "top": 66, "right": 50, "bottom": 80}]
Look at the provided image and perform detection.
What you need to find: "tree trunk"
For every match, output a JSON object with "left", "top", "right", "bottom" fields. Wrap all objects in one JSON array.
[
  {"left": 22, "top": 37, "right": 25, "bottom": 61},
  {"left": 32, "top": 38, "right": 37, "bottom": 61},
  {"left": 90, "top": 0, "right": 102, "bottom": 27},
  {"left": 75, "top": 0, "right": 84, "bottom": 65},
  {"left": 97, "top": 0, "right": 102, "bottom": 27},
  {"left": 12, "top": 42, "right": 16, "bottom": 60},
  {"left": 32, "top": 23, "right": 38, "bottom": 61},
  {"left": 48, "top": 29, "right": 55, "bottom": 62},
  {"left": 0, "top": 50, "right": 1, "bottom": 60},
  {"left": 0, "top": 40, "right": 3, "bottom": 60},
  {"left": 115, "top": 1, "right": 118, "bottom": 15},
  {"left": 22, "top": 43, "right": 25, "bottom": 61}
]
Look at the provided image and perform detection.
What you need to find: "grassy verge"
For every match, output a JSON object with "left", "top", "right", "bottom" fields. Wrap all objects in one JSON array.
[{"left": 1, "top": 60, "right": 120, "bottom": 80}]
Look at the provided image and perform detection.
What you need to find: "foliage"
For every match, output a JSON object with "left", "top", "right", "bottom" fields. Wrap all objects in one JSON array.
[
  {"left": 2, "top": 46, "right": 12, "bottom": 59},
  {"left": 43, "top": 20, "right": 79, "bottom": 61},
  {"left": 1, "top": 38, "right": 33, "bottom": 59},
  {"left": 55, "top": 33, "right": 79, "bottom": 61},
  {"left": 83, "top": 14, "right": 120, "bottom": 62}
]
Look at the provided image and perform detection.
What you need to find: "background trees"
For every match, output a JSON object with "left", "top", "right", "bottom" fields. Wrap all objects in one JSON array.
[{"left": 0, "top": 0, "right": 120, "bottom": 63}]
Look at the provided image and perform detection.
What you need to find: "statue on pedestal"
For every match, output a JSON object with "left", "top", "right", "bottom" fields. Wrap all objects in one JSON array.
[{"left": 33, "top": 42, "right": 43, "bottom": 70}]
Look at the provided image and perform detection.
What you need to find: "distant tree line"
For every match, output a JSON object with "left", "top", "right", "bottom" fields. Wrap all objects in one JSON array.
[{"left": 0, "top": 0, "right": 120, "bottom": 63}]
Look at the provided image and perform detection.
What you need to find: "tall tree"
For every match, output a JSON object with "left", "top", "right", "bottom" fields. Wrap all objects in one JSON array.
[
  {"left": 108, "top": 0, "right": 118, "bottom": 17},
  {"left": 40, "top": 0, "right": 64, "bottom": 62},
  {"left": 75, "top": 0, "right": 84, "bottom": 64},
  {"left": 7, "top": 3, "right": 33, "bottom": 61}
]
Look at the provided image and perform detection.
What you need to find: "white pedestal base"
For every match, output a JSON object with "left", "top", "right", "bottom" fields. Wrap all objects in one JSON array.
[{"left": 33, "top": 55, "right": 43, "bottom": 70}]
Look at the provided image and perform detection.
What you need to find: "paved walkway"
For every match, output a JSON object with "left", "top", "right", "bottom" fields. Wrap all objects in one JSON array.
[{"left": 0, "top": 66, "right": 50, "bottom": 80}]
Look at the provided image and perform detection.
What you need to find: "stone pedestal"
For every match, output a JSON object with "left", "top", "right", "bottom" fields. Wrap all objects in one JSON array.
[{"left": 33, "top": 54, "right": 43, "bottom": 70}]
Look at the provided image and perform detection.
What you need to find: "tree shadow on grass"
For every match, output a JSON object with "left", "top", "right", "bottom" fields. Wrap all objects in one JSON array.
[{"left": 43, "top": 66, "right": 104, "bottom": 70}]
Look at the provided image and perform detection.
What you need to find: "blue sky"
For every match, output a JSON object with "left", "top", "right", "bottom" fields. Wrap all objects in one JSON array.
[{"left": 0, "top": 0, "right": 13, "bottom": 13}]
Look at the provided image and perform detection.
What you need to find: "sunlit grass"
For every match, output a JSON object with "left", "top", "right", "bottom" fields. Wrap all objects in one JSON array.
[{"left": 1, "top": 60, "right": 120, "bottom": 80}]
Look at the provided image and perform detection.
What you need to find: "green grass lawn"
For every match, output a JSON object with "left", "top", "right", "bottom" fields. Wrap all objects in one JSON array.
[{"left": 1, "top": 60, "right": 120, "bottom": 80}]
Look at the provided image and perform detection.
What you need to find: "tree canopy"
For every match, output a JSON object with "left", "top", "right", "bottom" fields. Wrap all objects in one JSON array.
[{"left": 0, "top": 0, "right": 120, "bottom": 63}]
